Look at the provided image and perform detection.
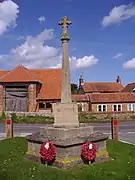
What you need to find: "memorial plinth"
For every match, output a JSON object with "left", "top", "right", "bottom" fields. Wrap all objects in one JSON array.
[
  {"left": 26, "top": 126, "right": 109, "bottom": 168},
  {"left": 53, "top": 102, "right": 79, "bottom": 128},
  {"left": 25, "top": 16, "right": 109, "bottom": 169}
]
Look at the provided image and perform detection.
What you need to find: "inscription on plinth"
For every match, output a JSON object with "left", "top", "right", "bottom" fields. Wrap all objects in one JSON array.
[{"left": 53, "top": 103, "right": 79, "bottom": 128}]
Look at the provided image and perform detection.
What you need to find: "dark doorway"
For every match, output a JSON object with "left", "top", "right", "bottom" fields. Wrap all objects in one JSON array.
[{"left": 4, "top": 86, "right": 28, "bottom": 112}]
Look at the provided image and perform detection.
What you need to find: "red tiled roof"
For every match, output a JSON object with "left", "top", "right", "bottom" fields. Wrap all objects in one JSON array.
[
  {"left": 0, "top": 66, "right": 62, "bottom": 100},
  {"left": 0, "top": 70, "right": 9, "bottom": 78},
  {"left": 89, "top": 93, "right": 135, "bottom": 103},
  {"left": 0, "top": 66, "right": 132, "bottom": 102},
  {"left": 0, "top": 65, "right": 41, "bottom": 83},
  {"left": 82, "top": 82, "right": 124, "bottom": 93},
  {"left": 122, "top": 83, "right": 135, "bottom": 92},
  {"left": 72, "top": 94, "right": 89, "bottom": 102},
  {"left": 30, "top": 68, "right": 62, "bottom": 100}
]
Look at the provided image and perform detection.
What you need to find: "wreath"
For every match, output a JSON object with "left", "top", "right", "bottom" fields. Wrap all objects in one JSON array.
[
  {"left": 81, "top": 141, "right": 96, "bottom": 163},
  {"left": 39, "top": 141, "right": 56, "bottom": 164}
]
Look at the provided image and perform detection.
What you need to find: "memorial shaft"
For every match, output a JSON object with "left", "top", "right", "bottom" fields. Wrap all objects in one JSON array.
[{"left": 59, "top": 16, "right": 72, "bottom": 103}]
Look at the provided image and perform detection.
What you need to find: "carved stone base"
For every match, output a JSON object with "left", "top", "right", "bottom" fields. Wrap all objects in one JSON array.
[{"left": 26, "top": 125, "right": 109, "bottom": 169}]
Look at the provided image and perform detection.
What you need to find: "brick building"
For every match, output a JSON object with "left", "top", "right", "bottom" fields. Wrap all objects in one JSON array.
[
  {"left": 122, "top": 82, "right": 135, "bottom": 93},
  {"left": 77, "top": 75, "right": 135, "bottom": 113},
  {"left": 0, "top": 65, "right": 135, "bottom": 114},
  {"left": 0, "top": 65, "right": 62, "bottom": 113}
]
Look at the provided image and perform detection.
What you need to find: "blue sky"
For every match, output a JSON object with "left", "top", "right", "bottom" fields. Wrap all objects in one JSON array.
[{"left": 0, "top": 0, "right": 135, "bottom": 85}]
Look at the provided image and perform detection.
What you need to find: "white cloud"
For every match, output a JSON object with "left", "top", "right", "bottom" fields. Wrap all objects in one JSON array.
[
  {"left": 10, "top": 28, "right": 58, "bottom": 68},
  {"left": 123, "top": 58, "right": 135, "bottom": 69},
  {"left": 112, "top": 52, "right": 123, "bottom": 59},
  {"left": 70, "top": 55, "right": 98, "bottom": 69},
  {"left": 17, "top": 36, "right": 25, "bottom": 41},
  {"left": 38, "top": 16, "right": 46, "bottom": 23},
  {"left": 0, "top": 28, "right": 98, "bottom": 69},
  {"left": 50, "top": 55, "right": 98, "bottom": 69},
  {"left": 0, "top": 0, "right": 19, "bottom": 35},
  {"left": 101, "top": 4, "right": 135, "bottom": 27}
]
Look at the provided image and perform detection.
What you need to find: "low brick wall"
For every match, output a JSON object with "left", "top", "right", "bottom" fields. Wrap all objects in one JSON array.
[
  {"left": 79, "top": 111, "right": 135, "bottom": 121},
  {"left": 3, "top": 111, "right": 53, "bottom": 117},
  {"left": 1, "top": 111, "right": 135, "bottom": 122}
]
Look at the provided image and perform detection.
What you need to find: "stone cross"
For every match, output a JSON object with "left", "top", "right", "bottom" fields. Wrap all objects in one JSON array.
[{"left": 58, "top": 16, "right": 72, "bottom": 103}]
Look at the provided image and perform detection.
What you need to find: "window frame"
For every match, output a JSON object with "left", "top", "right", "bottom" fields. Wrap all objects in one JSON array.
[
  {"left": 39, "top": 102, "right": 45, "bottom": 109},
  {"left": 81, "top": 103, "right": 84, "bottom": 112},
  {"left": 46, "top": 103, "right": 52, "bottom": 109},
  {"left": 112, "top": 104, "right": 122, "bottom": 112},
  {"left": 132, "top": 88, "right": 135, "bottom": 93},
  {"left": 97, "top": 104, "right": 107, "bottom": 112},
  {"left": 39, "top": 102, "right": 52, "bottom": 110},
  {"left": 127, "top": 103, "right": 135, "bottom": 111}
]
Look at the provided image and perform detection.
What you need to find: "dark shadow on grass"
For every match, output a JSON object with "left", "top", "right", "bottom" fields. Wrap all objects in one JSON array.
[
  {"left": 40, "top": 157, "right": 56, "bottom": 166},
  {"left": 81, "top": 154, "right": 95, "bottom": 165}
]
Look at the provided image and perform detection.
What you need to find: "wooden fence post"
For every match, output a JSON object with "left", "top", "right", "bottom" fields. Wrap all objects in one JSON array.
[
  {"left": 111, "top": 117, "right": 118, "bottom": 141},
  {"left": 5, "top": 114, "right": 13, "bottom": 139}
]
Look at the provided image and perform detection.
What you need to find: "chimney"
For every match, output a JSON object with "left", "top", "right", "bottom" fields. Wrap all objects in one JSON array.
[
  {"left": 116, "top": 76, "right": 121, "bottom": 83},
  {"left": 79, "top": 74, "right": 84, "bottom": 88}
]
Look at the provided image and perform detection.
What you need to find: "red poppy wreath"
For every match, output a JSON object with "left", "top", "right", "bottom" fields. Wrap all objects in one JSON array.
[
  {"left": 81, "top": 141, "right": 96, "bottom": 164},
  {"left": 40, "top": 141, "right": 56, "bottom": 165}
]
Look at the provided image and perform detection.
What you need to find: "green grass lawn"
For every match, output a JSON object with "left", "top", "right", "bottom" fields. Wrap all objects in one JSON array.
[{"left": 0, "top": 138, "right": 135, "bottom": 180}]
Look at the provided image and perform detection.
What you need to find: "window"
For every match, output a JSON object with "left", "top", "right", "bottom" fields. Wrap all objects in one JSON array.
[
  {"left": 77, "top": 103, "right": 85, "bottom": 112},
  {"left": 98, "top": 105, "right": 102, "bottom": 112},
  {"left": 39, "top": 103, "right": 45, "bottom": 109},
  {"left": 39, "top": 102, "right": 52, "bottom": 109},
  {"left": 127, "top": 104, "right": 135, "bottom": 111},
  {"left": 97, "top": 105, "right": 107, "bottom": 112},
  {"left": 103, "top": 105, "right": 106, "bottom": 112},
  {"left": 118, "top": 105, "right": 121, "bottom": 111},
  {"left": 81, "top": 103, "right": 84, "bottom": 112},
  {"left": 77, "top": 103, "right": 82, "bottom": 112},
  {"left": 113, "top": 105, "right": 117, "bottom": 111},
  {"left": 46, "top": 103, "right": 52, "bottom": 109},
  {"left": 112, "top": 104, "right": 122, "bottom": 112},
  {"left": 132, "top": 88, "right": 135, "bottom": 93}
]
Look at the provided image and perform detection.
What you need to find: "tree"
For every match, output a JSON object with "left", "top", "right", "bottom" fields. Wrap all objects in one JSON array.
[{"left": 71, "top": 83, "right": 78, "bottom": 94}]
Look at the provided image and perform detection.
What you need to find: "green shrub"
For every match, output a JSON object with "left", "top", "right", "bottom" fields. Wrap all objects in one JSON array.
[
  {"left": 0, "top": 110, "right": 6, "bottom": 121},
  {"left": 79, "top": 112, "right": 99, "bottom": 123},
  {"left": 11, "top": 114, "right": 54, "bottom": 124},
  {"left": 11, "top": 113, "right": 17, "bottom": 122},
  {"left": 2, "top": 112, "right": 133, "bottom": 124},
  {"left": 78, "top": 112, "right": 112, "bottom": 123}
]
